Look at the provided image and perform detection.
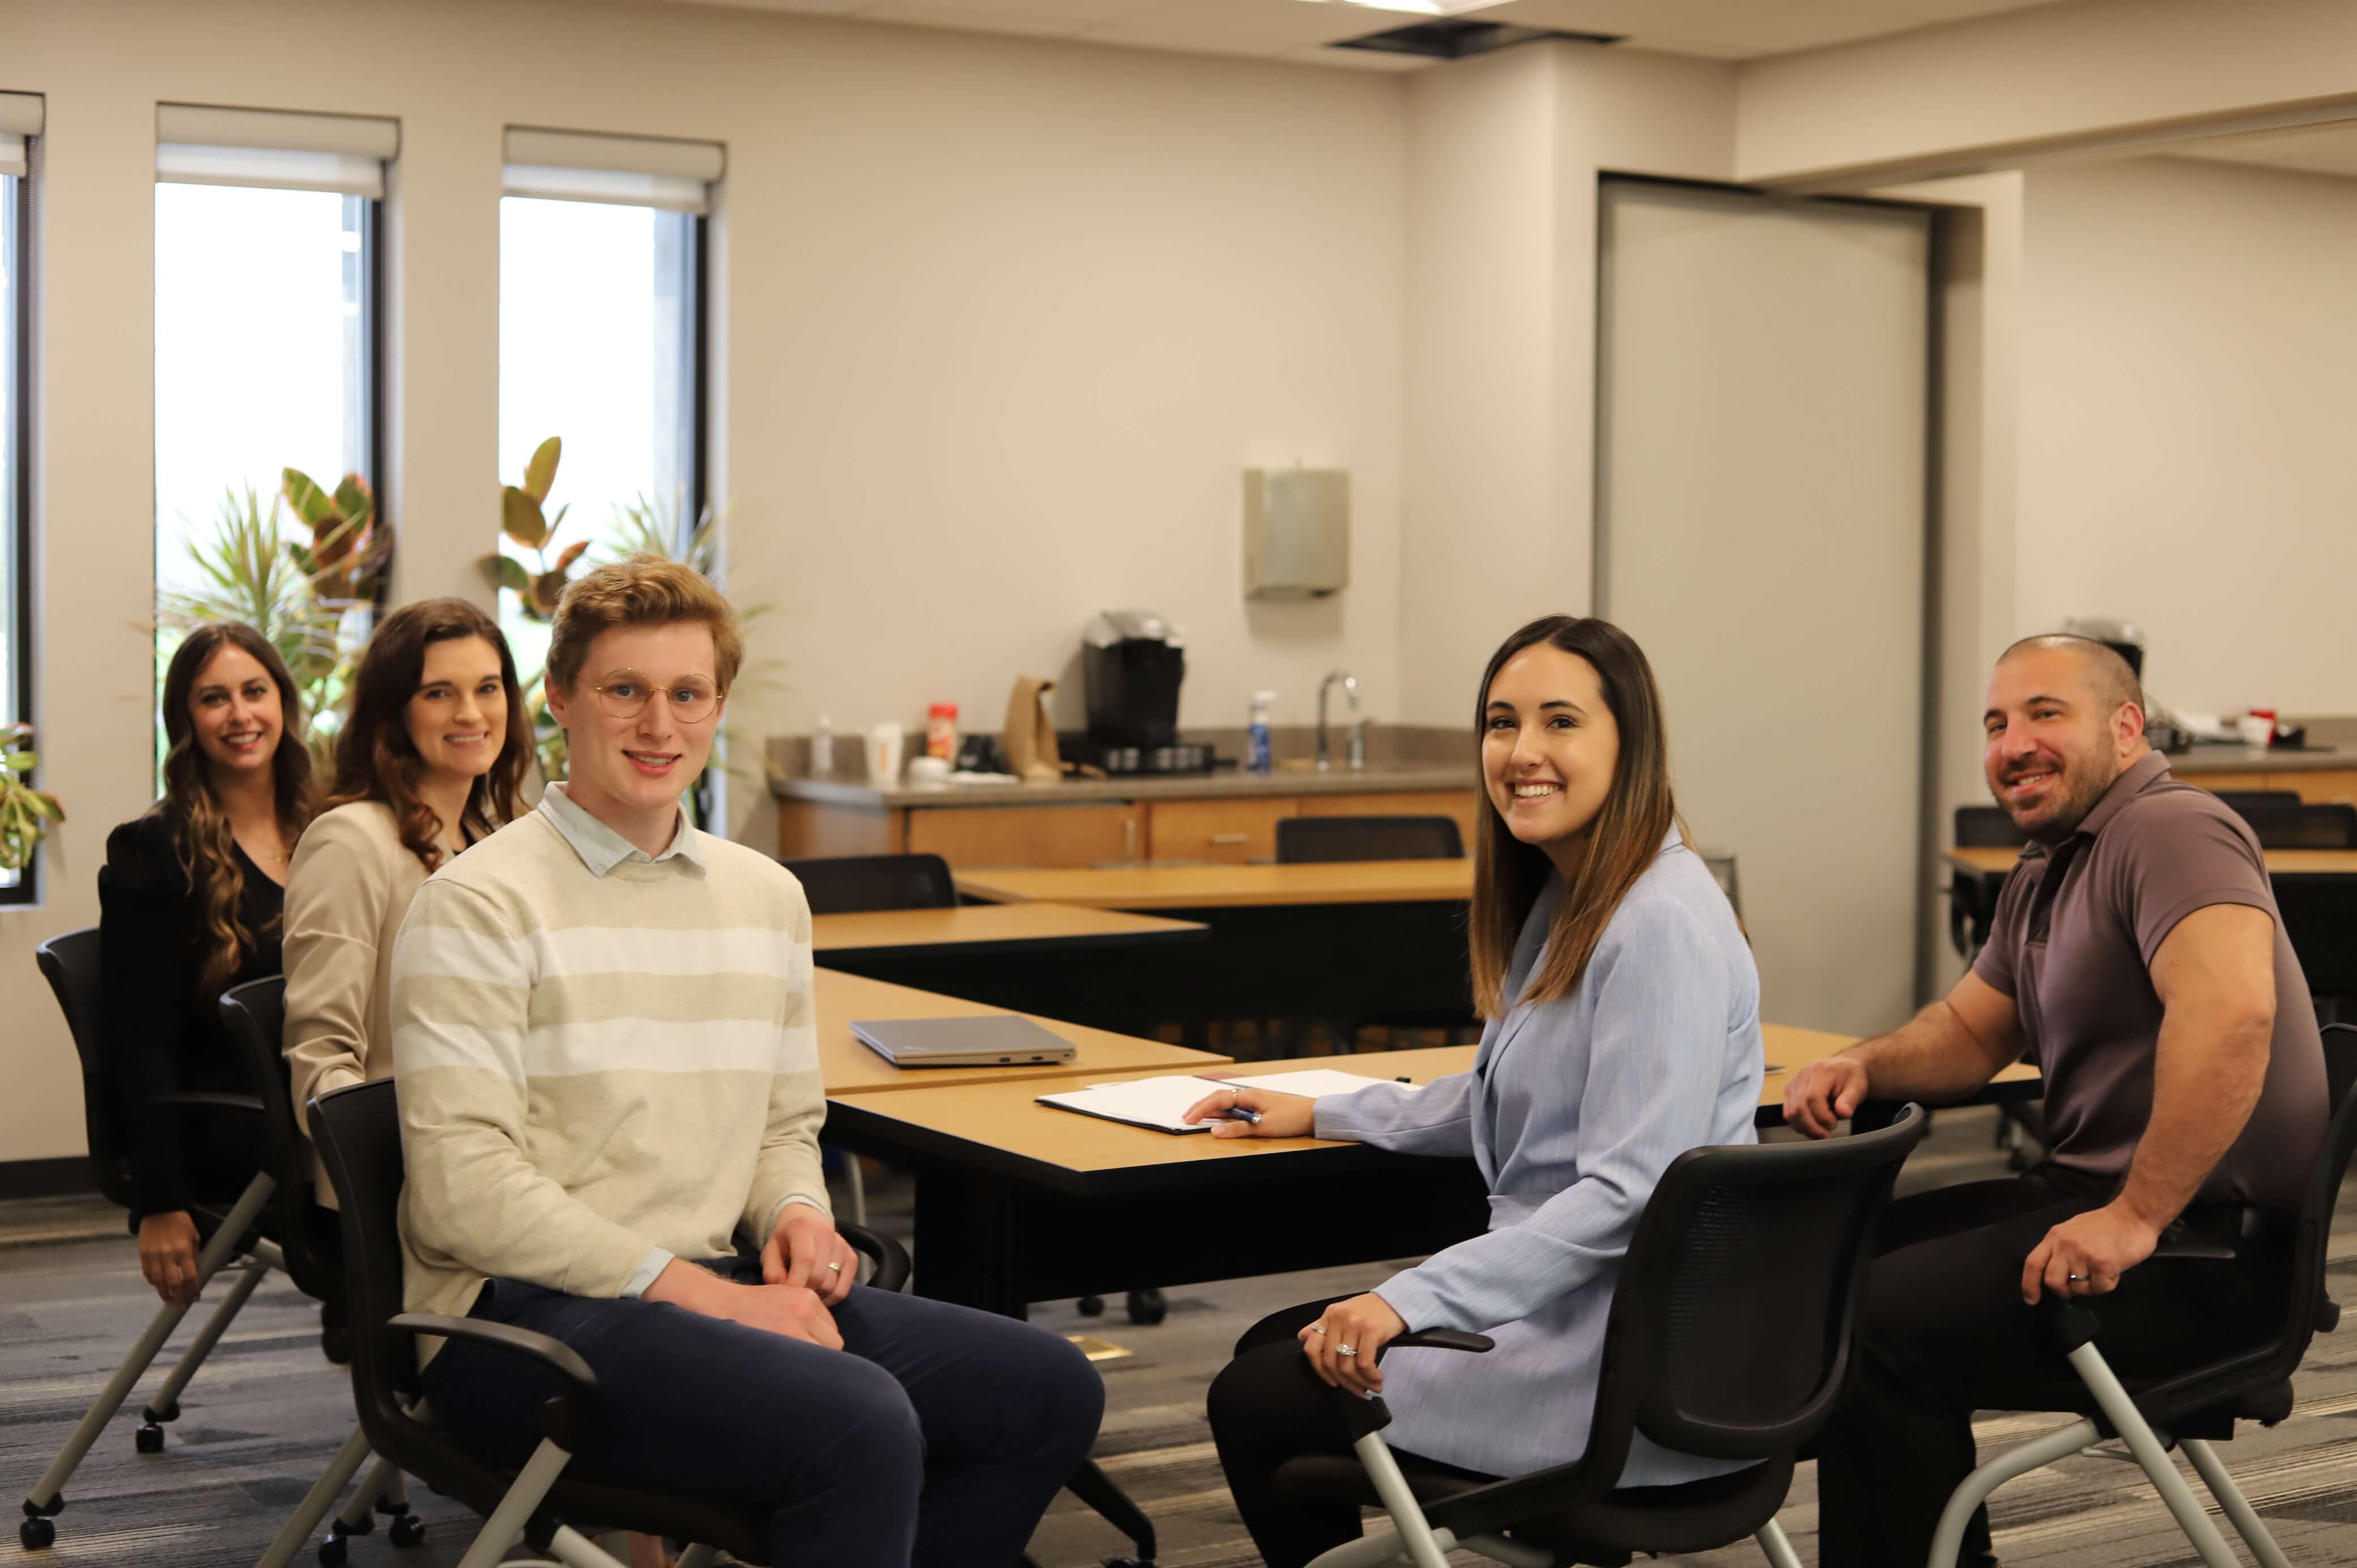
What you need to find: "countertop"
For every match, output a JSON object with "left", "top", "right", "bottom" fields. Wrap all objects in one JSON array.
[
  {"left": 2164, "top": 745, "right": 2351, "bottom": 775},
  {"left": 770, "top": 762, "right": 1476, "bottom": 809}
]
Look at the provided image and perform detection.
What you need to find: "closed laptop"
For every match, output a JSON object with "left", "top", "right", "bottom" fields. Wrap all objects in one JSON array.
[{"left": 850, "top": 1015, "right": 1078, "bottom": 1068}]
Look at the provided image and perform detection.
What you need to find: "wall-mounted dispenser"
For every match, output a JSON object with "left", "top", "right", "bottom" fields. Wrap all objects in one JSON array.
[{"left": 1243, "top": 467, "right": 1350, "bottom": 599}]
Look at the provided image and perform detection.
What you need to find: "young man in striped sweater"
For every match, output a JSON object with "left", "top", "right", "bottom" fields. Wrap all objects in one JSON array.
[{"left": 390, "top": 558, "right": 1101, "bottom": 1567}]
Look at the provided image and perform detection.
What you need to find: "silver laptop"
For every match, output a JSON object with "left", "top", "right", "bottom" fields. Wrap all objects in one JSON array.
[{"left": 850, "top": 1016, "right": 1078, "bottom": 1068}]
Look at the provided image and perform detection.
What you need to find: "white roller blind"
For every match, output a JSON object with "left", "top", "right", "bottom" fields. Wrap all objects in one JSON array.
[
  {"left": 503, "top": 127, "right": 722, "bottom": 214},
  {"left": 156, "top": 104, "right": 397, "bottom": 198},
  {"left": 0, "top": 92, "right": 44, "bottom": 179}
]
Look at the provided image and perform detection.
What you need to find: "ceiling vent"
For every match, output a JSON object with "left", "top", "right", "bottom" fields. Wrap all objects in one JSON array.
[{"left": 1332, "top": 19, "right": 1622, "bottom": 59}]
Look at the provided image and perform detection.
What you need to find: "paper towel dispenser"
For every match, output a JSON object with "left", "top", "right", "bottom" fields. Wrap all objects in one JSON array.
[{"left": 1243, "top": 468, "right": 1350, "bottom": 600}]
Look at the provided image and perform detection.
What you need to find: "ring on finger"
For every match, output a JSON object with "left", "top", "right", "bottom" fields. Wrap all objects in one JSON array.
[
  {"left": 1308, "top": 1322, "right": 1328, "bottom": 1335},
  {"left": 1337, "top": 1343, "right": 1358, "bottom": 1357}
]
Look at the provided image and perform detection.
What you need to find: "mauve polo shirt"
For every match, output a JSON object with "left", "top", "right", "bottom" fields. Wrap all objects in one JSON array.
[{"left": 1972, "top": 751, "right": 2326, "bottom": 1213}]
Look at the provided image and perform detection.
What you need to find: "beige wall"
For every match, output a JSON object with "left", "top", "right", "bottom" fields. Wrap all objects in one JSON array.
[
  {"left": 0, "top": 0, "right": 1411, "bottom": 1164},
  {"left": 1396, "top": 41, "right": 1734, "bottom": 725},
  {"left": 1737, "top": 0, "right": 2357, "bottom": 187},
  {"left": 2016, "top": 155, "right": 2357, "bottom": 718}
]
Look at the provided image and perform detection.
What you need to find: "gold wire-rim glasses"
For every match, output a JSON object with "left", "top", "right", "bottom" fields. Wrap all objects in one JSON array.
[{"left": 588, "top": 671, "right": 722, "bottom": 725}]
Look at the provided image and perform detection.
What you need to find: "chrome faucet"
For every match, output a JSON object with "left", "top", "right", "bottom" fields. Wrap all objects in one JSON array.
[{"left": 1317, "top": 670, "right": 1365, "bottom": 772}]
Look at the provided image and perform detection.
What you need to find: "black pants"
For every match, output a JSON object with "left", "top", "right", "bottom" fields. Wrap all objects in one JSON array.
[
  {"left": 423, "top": 1263, "right": 1103, "bottom": 1568},
  {"left": 1207, "top": 1297, "right": 1492, "bottom": 1568},
  {"left": 1813, "top": 1169, "right": 2284, "bottom": 1568}
]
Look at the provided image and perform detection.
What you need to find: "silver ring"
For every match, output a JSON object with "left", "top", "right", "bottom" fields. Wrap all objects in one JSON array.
[
  {"left": 2066, "top": 1273, "right": 2087, "bottom": 1282},
  {"left": 1308, "top": 1322, "right": 1327, "bottom": 1335},
  {"left": 1337, "top": 1343, "right": 1358, "bottom": 1357}
]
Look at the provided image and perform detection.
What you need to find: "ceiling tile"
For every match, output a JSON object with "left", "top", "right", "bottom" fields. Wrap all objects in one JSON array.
[
  {"left": 847, "top": 2, "right": 1090, "bottom": 34},
  {"left": 1086, "top": 0, "right": 1387, "bottom": 48}
]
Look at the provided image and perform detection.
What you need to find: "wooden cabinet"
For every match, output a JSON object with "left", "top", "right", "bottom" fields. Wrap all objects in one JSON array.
[
  {"left": 905, "top": 803, "right": 1142, "bottom": 868},
  {"left": 2186, "top": 770, "right": 2357, "bottom": 806},
  {"left": 1296, "top": 789, "right": 1483, "bottom": 851},
  {"left": 1148, "top": 798, "right": 1294, "bottom": 863}
]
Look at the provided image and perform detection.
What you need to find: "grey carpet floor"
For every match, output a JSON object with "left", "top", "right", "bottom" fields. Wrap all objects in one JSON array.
[{"left": 6, "top": 1107, "right": 2356, "bottom": 1567}]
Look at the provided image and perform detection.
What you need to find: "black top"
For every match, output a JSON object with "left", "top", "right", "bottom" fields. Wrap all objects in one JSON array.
[{"left": 100, "top": 813, "right": 285, "bottom": 1216}]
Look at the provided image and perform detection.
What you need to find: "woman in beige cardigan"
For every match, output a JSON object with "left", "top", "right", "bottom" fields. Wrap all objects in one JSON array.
[{"left": 283, "top": 598, "right": 533, "bottom": 1200}]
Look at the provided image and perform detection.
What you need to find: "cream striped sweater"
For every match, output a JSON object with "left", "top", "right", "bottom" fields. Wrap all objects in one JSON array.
[{"left": 390, "top": 786, "right": 828, "bottom": 1335}]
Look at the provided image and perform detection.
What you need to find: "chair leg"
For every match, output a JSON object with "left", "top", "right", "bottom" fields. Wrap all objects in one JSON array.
[
  {"left": 1929, "top": 1418, "right": 2099, "bottom": 1567},
  {"left": 1755, "top": 1518, "right": 1804, "bottom": 1568},
  {"left": 1351, "top": 1433, "right": 1454, "bottom": 1568},
  {"left": 253, "top": 1425, "right": 374, "bottom": 1568},
  {"left": 455, "top": 1438, "right": 581, "bottom": 1568},
  {"left": 2063, "top": 1343, "right": 2240, "bottom": 1568},
  {"left": 336, "top": 1450, "right": 405, "bottom": 1529},
  {"left": 544, "top": 1527, "right": 631, "bottom": 1568},
  {"left": 2181, "top": 1438, "right": 2293, "bottom": 1568},
  {"left": 20, "top": 1173, "right": 276, "bottom": 1519},
  {"left": 141, "top": 1258, "right": 270, "bottom": 1432}
]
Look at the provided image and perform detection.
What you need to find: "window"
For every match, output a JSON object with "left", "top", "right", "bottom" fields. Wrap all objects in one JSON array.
[
  {"left": 152, "top": 107, "right": 392, "bottom": 762},
  {"left": 496, "top": 129, "right": 714, "bottom": 683},
  {"left": 1, "top": 95, "right": 36, "bottom": 904}
]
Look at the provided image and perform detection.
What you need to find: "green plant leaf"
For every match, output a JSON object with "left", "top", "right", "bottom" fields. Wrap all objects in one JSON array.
[
  {"left": 25, "top": 790, "right": 61, "bottom": 821},
  {"left": 523, "top": 436, "right": 561, "bottom": 503},
  {"left": 501, "top": 487, "right": 550, "bottom": 549},
  {"left": 283, "top": 468, "right": 337, "bottom": 529},
  {"left": 479, "top": 552, "right": 533, "bottom": 596},
  {"left": 554, "top": 539, "right": 589, "bottom": 573},
  {"left": 286, "top": 540, "right": 318, "bottom": 576},
  {"left": 3, "top": 749, "right": 33, "bottom": 772},
  {"left": 529, "top": 568, "right": 570, "bottom": 617},
  {"left": 333, "top": 472, "right": 373, "bottom": 529}
]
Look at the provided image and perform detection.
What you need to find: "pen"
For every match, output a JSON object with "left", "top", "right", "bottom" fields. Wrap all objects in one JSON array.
[{"left": 1222, "top": 1107, "right": 1262, "bottom": 1126}]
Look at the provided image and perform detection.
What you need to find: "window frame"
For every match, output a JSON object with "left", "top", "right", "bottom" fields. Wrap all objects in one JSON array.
[{"left": 1, "top": 169, "right": 35, "bottom": 907}]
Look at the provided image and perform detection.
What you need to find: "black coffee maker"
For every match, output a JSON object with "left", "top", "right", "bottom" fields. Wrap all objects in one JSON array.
[{"left": 1081, "top": 611, "right": 1186, "bottom": 764}]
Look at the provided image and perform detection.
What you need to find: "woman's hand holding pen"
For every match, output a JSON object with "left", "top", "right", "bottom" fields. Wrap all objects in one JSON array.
[{"left": 1180, "top": 1085, "right": 1316, "bottom": 1139}]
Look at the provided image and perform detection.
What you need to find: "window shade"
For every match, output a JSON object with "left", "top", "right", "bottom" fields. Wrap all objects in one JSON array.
[
  {"left": 155, "top": 105, "right": 398, "bottom": 198},
  {"left": 0, "top": 92, "right": 44, "bottom": 179},
  {"left": 503, "top": 128, "right": 723, "bottom": 215}
]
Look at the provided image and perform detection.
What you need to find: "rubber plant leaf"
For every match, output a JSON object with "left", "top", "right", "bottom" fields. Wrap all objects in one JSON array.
[
  {"left": 479, "top": 553, "right": 533, "bottom": 596},
  {"left": 523, "top": 436, "right": 561, "bottom": 504},
  {"left": 283, "top": 468, "right": 336, "bottom": 529},
  {"left": 501, "top": 487, "right": 550, "bottom": 549}
]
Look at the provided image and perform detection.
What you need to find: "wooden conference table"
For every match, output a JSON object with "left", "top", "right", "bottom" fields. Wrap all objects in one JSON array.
[
  {"left": 951, "top": 860, "right": 1480, "bottom": 1048},
  {"left": 824, "top": 1021, "right": 2040, "bottom": 1316},
  {"left": 1943, "top": 846, "right": 2357, "bottom": 992}
]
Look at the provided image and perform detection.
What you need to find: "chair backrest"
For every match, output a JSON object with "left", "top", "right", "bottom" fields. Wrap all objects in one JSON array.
[
  {"left": 780, "top": 853, "right": 958, "bottom": 914},
  {"left": 33, "top": 924, "right": 135, "bottom": 1212},
  {"left": 1275, "top": 814, "right": 1464, "bottom": 864},
  {"left": 1580, "top": 1106, "right": 1929, "bottom": 1474},
  {"left": 2286, "top": 1022, "right": 2357, "bottom": 1340},
  {"left": 1954, "top": 805, "right": 2028, "bottom": 849},
  {"left": 2210, "top": 790, "right": 2304, "bottom": 817},
  {"left": 2233, "top": 801, "right": 2357, "bottom": 850},
  {"left": 219, "top": 976, "right": 341, "bottom": 1301}
]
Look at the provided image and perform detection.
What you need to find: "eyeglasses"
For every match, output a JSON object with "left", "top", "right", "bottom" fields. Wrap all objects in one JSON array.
[{"left": 589, "top": 671, "right": 721, "bottom": 725}]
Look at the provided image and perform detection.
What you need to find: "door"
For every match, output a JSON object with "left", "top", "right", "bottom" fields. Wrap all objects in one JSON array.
[{"left": 1598, "top": 180, "right": 1930, "bottom": 1036}]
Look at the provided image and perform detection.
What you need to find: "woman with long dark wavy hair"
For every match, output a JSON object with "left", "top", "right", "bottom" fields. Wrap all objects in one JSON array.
[
  {"left": 283, "top": 598, "right": 531, "bottom": 1199},
  {"left": 104, "top": 621, "right": 314, "bottom": 1306},
  {"left": 1192, "top": 615, "right": 1768, "bottom": 1568}
]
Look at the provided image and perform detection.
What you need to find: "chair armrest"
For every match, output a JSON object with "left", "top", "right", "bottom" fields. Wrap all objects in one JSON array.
[
  {"left": 149, "top": 1092, "right": 266, "bottom": 1114},
  {"left": 1381, "top": 1329, "right": 1495, "bottom": 1359},
  {"left": 840, "top": 1223, "right": 911, "bottom": 1294},
  {"left": 2150, "top": 1230, "right": 2237, "bottom": 1263},
  {"left": 387, "top": 1313, "right": 599, "bottom": 1446}
]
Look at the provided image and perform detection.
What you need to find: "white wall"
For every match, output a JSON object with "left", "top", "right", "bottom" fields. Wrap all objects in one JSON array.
[
  {"left": 1396, "top": 41, "right": 1734, "bottom": 725},
  {"left": 0, "top": 0, "right": 1409, "bottom": 1164},
  {"left": 2015, "top": 155, "right": 2357, "bottom": 718}
]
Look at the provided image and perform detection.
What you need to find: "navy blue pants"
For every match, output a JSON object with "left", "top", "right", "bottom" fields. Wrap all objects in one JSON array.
[{"left": 423, "top": 1270, "right": 1103, "bottom": 1568}]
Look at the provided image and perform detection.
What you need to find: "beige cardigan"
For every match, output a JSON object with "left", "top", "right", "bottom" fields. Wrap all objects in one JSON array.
[{"left": 283, "top": 802, "right": 433, "bottom": 1204}]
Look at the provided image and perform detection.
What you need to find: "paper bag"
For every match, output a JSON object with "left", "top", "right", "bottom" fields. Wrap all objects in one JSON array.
[{"left": 1002, "top": 676, "right": 1063, "bottom": 785}]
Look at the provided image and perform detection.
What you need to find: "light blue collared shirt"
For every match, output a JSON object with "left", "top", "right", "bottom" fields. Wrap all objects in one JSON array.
[{"left": 533, "top": 782, "right": 820, "bottom": 1298}]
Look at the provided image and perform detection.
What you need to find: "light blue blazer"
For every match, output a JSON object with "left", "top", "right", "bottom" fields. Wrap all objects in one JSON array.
[{"left": 1313, "top": 830, "right": 1764, "bottom": 1482}]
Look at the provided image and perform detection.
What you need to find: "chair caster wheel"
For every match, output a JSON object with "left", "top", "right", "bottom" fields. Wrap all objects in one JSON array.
[
  {"left": 1126, "top": 1289, "right": 1166, "bottom": 1326},
  {"left": 19, "top": 1518, "right": 56, "bottom": 1550},
  {"left": 318, "top": 1531, "right": 349, "bottom": 1567},
  {"left": 388, "top": 1516, "right": 426, "bottom": 1549},
  {"left": 339, "top": 1512, "right": 374, "bottom": 1537},
  {"left": 134, "top": 1424, "right": 165, "bottom": 1454},
  {"left": 1077, "top": 1296, "right": 1105, "bottom": 1318}
]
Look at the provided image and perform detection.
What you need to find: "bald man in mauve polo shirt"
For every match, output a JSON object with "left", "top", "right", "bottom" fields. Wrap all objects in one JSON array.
[{"left": 1785, "top": 634, "right": 2326, "bottom": 1568}]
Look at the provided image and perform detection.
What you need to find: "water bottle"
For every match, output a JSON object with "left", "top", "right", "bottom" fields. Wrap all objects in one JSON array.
[{"left": 1248, "top": 691, "right": 1274, "bottom": 774}]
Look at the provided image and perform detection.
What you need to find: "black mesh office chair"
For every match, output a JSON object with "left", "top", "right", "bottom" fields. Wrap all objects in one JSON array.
[
  {"left": 1930, "top": 1024, "right": 2357, "bottom": 1568},
  {"left": 310, "top": 1079, "right": 913, "bottom": 1568},
  {"left": 21, "top": 925, "right": 281, "bottom": 1549},
  {"left": 2234, "top": 800, "right": 2357, "bottom": 850},
  {"left": 1275, "top": 815, "right": 1464, "bottom": 865},
  {"left": 2209, "top": 790, "right": 2303, "bottom": 817},
  {"left": 778, "top": 854, "right": 958, "bottom": 914},
  {"left": 219, "top": 979, "right": 424, "bottom": 1567},
  {"left": 1276, "top": 1106, "right": 1929, "bottom": 1568}
]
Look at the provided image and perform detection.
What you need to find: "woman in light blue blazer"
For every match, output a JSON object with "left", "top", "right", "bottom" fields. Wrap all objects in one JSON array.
[{"left": 1194, "top": 614, "right": 1765, "bottom": 1568}]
